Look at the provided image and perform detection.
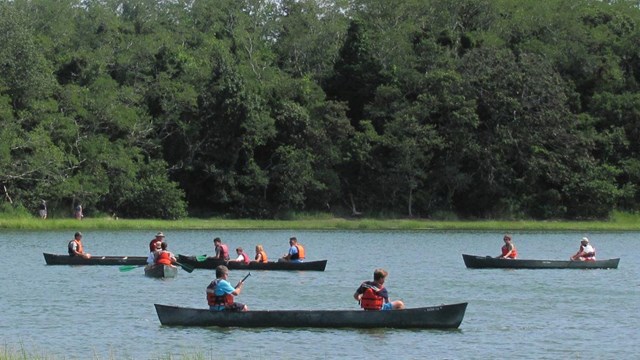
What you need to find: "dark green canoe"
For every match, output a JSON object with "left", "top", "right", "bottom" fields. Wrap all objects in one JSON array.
[
  {"left": 462, "top": 254, "right": 620, "bottom": 269},
  {"left": 177, "top": 254, "right": 327, "bottom": 271},
  {"left": 154, "top": 302, "right": 468, "bottom": 329},
  {"left": 44, "top": 253, "right": 147, "bottom": 266}
]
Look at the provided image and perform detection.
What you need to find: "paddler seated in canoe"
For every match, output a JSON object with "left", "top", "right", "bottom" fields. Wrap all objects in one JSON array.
[
  {"left": 213, "top": 237, "right": 230, "bottom": 260},
  {"left": 279, "top": 236, "right": 305, "bottom": 262},
  {"left": 147, "top": 238, "right": 163, "bottom": 265},
  {"left": 229, "top": 247, "right": 250, "bottom": 264},
  {"left": 155, "top": 241, "right": 177, "bottom": 266},
  {"left": 149, "top": 232, "right": 165, "bottom": 253},
  {"left": 497, "top": 234, "right": 518, "bottom": 259},
  {"left": 206, "top": 265, "right": 248, "bottom": 311},
  {"left": 253, "top": 244, "right": 268, "bottom": 263},
  {"left": 68, "top": 232, "right": 91, "bottom": 259},
  {"left": 571, "top": 237, "right": 596, "bottom": 261},
  {"left": 354, "top": 268, "right": 405, "bottom": 311}
]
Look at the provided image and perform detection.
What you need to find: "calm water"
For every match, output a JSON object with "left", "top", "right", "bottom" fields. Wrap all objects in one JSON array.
[{"left": 0, "top": 230, "right": 638, "bottom": 359}]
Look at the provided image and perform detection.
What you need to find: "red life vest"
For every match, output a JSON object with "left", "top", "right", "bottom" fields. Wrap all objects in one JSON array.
[
  {"left": 206, "top": 279, "right": 234, "bottom": 308},
  {"left": 217, "top": 244, "right": 230, "bottom": 260},
  {"left": 501, "top": 244, "right": 518, "bottom": 259},
  {"left": 240, "top": 251, "right": 250, "bottom": 264},
  {"left": 360, "top": 283, "right": 385, "bottom": 311},
  {"left": 156, "top": 251, "right": 173, "bottom": 265}
]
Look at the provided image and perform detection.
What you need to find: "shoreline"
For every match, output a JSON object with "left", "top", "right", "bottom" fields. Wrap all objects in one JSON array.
[{"left": 1, "top": 212, "right": 640, "bottom": 231}]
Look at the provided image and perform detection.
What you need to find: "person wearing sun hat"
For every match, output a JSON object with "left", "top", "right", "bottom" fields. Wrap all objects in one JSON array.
[
  {"left": 147, "top": 232, "right": 165, "bottom": 265},
  {"left": 149, "top": 232, "right": 165, "bottom": 252},
  {"left": 571, "top": 237, "right": 596, "bottom": 261}
]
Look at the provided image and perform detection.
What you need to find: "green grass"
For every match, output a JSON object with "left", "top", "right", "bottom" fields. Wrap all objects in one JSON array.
[{"left": 1, "top": 211, "right": 640, "bottom": 231}]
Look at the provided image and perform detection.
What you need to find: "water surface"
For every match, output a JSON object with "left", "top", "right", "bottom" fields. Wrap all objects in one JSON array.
[{"left": 0, "top": 230, "right": 637, "bottom": 359}]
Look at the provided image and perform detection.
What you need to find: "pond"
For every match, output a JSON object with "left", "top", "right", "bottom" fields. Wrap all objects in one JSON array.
[{"left": 0, "top": 230, "right": 637, "bottom": 359}]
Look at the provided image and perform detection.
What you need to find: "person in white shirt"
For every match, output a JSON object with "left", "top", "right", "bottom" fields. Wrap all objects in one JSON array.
[{"left": 571, "top": 237, "right": 596, "bottom": 261}]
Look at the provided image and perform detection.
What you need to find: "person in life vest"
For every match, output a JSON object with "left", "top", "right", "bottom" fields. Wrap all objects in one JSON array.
[
  {"left": 68, "top": 232, "right": 91, "bottom": 259},
  {"left": 155, "top": 241, "right": 177, "bottom": 266},
  {"left": 147, "top": 233, "right": 164, "bottom": 265},
  {"left": 230, "top": 247, "right": 250, "bottom": 265},
  {"left": 571, "top": 237, "right": 596, "bottom": 261},
  {"left": 149, "top": 232, "right": 165, "bottom": 252},
  {"left": 354, "top": 268, "right": 405, "bottom": 311},
  {"left": 206, "top": 265, "right": 248, "bottom": 311},
  {"left": 254, "top": 244, "right": 268, "bottom": 263},
  {"left": 497, "top": 234, "right": 518, "bottom": 259},
  {"left": 279, "top": 236, "right": 305, "bottom": 262},
  {"left": 213, "top": 237, "right": 230, "bottom": 260}
]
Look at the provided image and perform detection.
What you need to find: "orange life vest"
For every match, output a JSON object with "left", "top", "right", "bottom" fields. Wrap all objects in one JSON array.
[
  {"left": 68, "top": 239, "right": 84, "bottom": 256},
  {"left": 501, "top": 244, "right": 518, "bottom": 259},
  {"left": 293, "top": 244, "right": 305, "bottom": 260},
  {"left": 360, "top": 284, "right": 385, "bottom": 311},
  {"left": 255, "top": 250, "right": 268, "bottom": 263},
  {"left": 156, "top": 251, "right": 173, "bottom": 265},
  {"left": 206, "top": 279, "right": 234, "bottom": 308}
]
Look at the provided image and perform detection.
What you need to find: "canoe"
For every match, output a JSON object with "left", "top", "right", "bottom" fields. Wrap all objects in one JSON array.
[
  {"left": 145, "top": 264, "right": 178, "bottom": 278},
  {"left": 154, "top": 302, "right": 468, "bottom": 329},
  {"left": 43, "top": 253, "right": 147, "bottom": 266},
  {"left": 462, "top": 254, "right": 620, "bottom": 269},
  {"left": 177, "top": 255, "right": 327, "bottom": 271}
]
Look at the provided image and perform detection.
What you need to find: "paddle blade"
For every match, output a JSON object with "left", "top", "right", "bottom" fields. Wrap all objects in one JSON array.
[
  {"left": 177, "top": 262, "right": 194, "bottom": 273},
  {"left": 119, "top": 265, "right": 140, "bottom": 272}
]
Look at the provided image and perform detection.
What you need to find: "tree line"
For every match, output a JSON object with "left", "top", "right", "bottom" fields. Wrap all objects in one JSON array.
[{"left": 1, "top": 0, "right": 640, "bottom": 220}]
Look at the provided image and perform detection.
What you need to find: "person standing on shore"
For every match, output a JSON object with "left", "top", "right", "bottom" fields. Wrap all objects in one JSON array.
[
  {"left": 74, "top": 204, "right": 83, "bottom": 220},
  {"left": 38, "top": 200, "right": 47, "bottom": 219}
]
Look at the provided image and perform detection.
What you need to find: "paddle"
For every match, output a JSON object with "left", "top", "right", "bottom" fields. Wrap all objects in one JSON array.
[
  {"left": 235, "top": 272, "right": 251, "bottom": 288},
  {"left": 176, "top": 261, "right": 194, "bottom": 273},
  {"left": 240, "top": 272, "right": 251, "bottom": 283},
  {"left": 119, "top": 265, "right": 144, "bottom": 272}
]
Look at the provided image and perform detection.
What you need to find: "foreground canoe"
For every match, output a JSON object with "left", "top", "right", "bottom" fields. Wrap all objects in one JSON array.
[
  {"left": 154, "top": 302, "right": 467, "bottom": 329},
  {"left": 177, "top": 255, "right": 327, "bottom": 271},
  {"left": 462, "top": 254, "right": 620, "bottom": 269},
  {"left": 145, "top": 264, "right": 178, "bottom": 278},
  {"left": 43, "top": 253, "right": 147, "bottom": 266}
]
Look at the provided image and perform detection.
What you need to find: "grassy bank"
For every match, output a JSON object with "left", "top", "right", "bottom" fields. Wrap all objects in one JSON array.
[{"left": 1, "top": 211, "right": 640, "bottom": 231}]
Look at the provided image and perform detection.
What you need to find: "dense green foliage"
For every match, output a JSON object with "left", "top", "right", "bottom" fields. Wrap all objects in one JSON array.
[{"left": 1, "top": 0, "right": 640, "bottom": 220}]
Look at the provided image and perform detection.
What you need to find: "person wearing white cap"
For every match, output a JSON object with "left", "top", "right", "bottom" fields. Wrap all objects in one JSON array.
[{"left": 571, "top": 237, "right": 596, "bottom": 261}]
